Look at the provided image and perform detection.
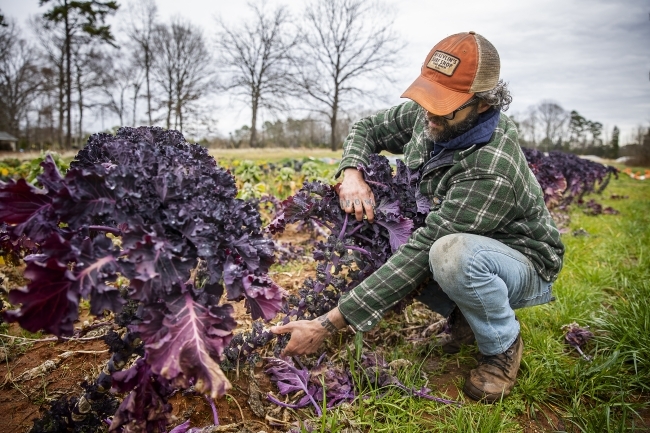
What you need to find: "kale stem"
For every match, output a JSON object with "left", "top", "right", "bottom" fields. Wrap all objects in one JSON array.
[
  {"left": 575, "top": 346, "right": 592, "bottom": 362},
  {"left": 338, "top": 213, "right": 349, "bottom": 240},
  {"left": 365, "top": 180, "right": 387, "bottom": 187},
  {"left": 346, "top": 245, "right": 371, "bottom": 256},
  {"left": 88, "top": 225, "right": 121, "bottom": 235},
  {"left": 355, "top": 233, "right": 374, "bottom": 244},
  {"left": 347, "top": 222, "right": 365, "bottom": 236},
  {"left": 204, "top": 395, "right": 219, "bottom": 425},
  {"left": 323, "top": 252, "right": 339, "bottom": 287}
]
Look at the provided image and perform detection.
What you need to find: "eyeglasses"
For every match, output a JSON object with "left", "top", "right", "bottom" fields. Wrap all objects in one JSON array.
[{"left": 441, "top": 97, "right": 478, "bottom": 120}]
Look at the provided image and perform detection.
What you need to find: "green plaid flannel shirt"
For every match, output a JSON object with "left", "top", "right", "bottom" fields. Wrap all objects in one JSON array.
[{"left": 336, "top": 101, "right": 565, "bottom": 331}]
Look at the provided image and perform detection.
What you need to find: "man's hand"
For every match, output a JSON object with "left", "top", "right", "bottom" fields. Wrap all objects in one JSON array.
[
  {"left": 338, "top": 168, "right": 376, "bottom": 223},
  {"left": 270, "top": 308, "right": 348, "bottom": 357}
]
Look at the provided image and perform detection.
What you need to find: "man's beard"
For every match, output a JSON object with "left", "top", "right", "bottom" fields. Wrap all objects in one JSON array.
[{"left": 424, "top": 106, "right": 480, "bottom": 143}]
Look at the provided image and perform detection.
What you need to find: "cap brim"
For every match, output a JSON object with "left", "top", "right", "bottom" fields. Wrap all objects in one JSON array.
[{"left": 401, "top": 75, "right": 474, "bottom": 116}]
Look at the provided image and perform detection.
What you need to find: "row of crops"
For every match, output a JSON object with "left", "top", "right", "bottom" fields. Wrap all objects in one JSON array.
[
  {"left": 0, "top": 128, "right": 621, "bottom": 432},
  {"left": 0, "top": 154, "right": 336, "bottom": 196},
  {"left": 0, "top": 147, "right": 617, "bottom": 213}
]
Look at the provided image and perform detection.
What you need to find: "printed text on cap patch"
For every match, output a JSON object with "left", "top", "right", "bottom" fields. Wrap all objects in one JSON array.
[{"left": 427, "top": 51, "right": 460, "bottom": 76}]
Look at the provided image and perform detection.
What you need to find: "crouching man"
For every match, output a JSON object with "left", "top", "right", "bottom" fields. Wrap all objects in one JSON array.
[{"left": 272, "top": 31, "right": 564, "bottom": 402}]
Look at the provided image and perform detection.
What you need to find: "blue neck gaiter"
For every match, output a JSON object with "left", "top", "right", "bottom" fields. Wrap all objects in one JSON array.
[{"left": 431, "top": 108, "right": 500, "bottom": 157}]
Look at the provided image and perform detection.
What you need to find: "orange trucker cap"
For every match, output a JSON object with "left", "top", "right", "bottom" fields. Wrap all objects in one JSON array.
[{"left": 401, "top": 31, "right": 500, "bottom": 116}]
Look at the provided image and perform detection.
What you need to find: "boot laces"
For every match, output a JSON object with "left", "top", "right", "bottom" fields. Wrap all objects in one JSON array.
[{"left": 480, "top": 349, "right": 514, "bottom": 373}]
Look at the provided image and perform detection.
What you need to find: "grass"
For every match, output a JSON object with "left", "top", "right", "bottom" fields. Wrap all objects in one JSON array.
[
  {"left": 295, "top": 169, "right": 650, "bottom": 432},
  {"left": 527, "top": 169, "right": 650, "bottom": 432}
]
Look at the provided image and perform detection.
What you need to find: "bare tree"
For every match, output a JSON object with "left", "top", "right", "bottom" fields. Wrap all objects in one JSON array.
[
  {"left": 0, "top": 15, "right": 12, "bottom": 59},
  {"left": 130, "top": 66, "right": 144, "bottom": 127},
  {"left": 97, "top": 53, "right": 143, "bottom": 127},
  {"left": 215, "top": 2, "right": 299, "bottom": 148},
  {"left": 39, "top": 0, "right": 119, "bottom": 149},
  {"left": 72, "top": 42, "right": 108, "bottom": 144},
  {"left": 0, "top": 21, "right": 43, "bottom": 138},
  {"left": 296, "top": 0, "right": 401, "bottom": 150},
  {"left": 537, "top": 100, "right": 568, "bottom": 150},
  {"left": 630, "top": 125, "right": 648, "bottom": 147},
  {"left": 518, "top": 105, "right": 540, "bottom": 147},
  {"left": 33, "top": 15, "right": 67, "bottom": 147},
  {"left": 627, "top": 125, "right": 650, "bottom": 165},
  {"left": 99, "top": 70, "right": 128, "bottom": 126},
  {"left": 152, "top": 24, "right": 175, "bottom": 129},
  {"left": 34, "top": 66, "right": 59, "bottom": 148},
  {"left": 126, "top": 0, "right": 157, "bottom": 125},
  {"left": 152, "top": 18, "right": 213, "bottom": 132}
]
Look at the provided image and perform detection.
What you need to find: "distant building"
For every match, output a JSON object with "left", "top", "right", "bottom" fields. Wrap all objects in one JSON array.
[{"left": 0, "top": 131, "right": 18, "bottom": 152}]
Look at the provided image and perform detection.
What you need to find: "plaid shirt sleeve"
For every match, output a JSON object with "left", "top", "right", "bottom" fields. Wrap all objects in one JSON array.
[
  {"left": 338, "top": 174, "right": 518, "bottom": 332},
  {"left": 336, "top": 101, "right": 421, "bottom": 177}
]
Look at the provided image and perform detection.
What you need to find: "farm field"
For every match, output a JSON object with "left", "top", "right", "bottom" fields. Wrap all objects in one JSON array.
[
  {"left": 1, "top": 144, "right": 649, "bottom": 433},
  {"left": 0, "top": 147, "right": 342, "bottom": 163}
]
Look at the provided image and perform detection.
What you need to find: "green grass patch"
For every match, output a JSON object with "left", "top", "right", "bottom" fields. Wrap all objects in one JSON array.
[{"left": 512, "top": 173, "right": 650, "bottom": 431}]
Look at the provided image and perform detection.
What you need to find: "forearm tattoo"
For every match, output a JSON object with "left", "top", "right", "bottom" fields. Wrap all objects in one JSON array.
[{"left": 318, "top": 313, "right": 339, "bottom": 334}]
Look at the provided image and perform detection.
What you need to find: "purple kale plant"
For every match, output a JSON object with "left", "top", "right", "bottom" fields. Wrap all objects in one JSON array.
[
  {"left": 264, "top": 351, "right": 458, "bottom": 415},
  {"left": 582, "top": 199, "right": 619, "bottom": 216},
  {"left": 522, "top": 148, "right": 618, "bottom": 209},
  {"left": 562, "top": 322, "right": 594, "bottom": 361},
  {"left": 265, "top": 357, "right": 326, "bottom": 416},
  {"left": 264, "top": 355, "right": 355, "bottom": 415},
  {"left": 270, "top": 154, "right": 429, "bottom": 323},
  {"left": 0, "top": 127, "right": 285, "bottom": 431},
  {"left": 221, "top": 154, "right": 429, "bottom": 368}
]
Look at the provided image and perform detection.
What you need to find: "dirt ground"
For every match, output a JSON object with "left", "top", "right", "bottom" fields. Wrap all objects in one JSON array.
[{"left": 0, "top": 225, "right": 623, "bottom": 433}]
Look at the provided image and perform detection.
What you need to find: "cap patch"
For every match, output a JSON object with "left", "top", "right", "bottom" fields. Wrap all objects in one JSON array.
[{"left": 427, "top": 51, "right": 460, "bottom": 76}]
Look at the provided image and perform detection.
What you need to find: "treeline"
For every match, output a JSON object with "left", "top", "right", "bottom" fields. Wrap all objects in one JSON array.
[
  {"left": 512, "top": 100, "right": 650, "bottom": 164},
  {"left": 0, "top": 0, "right": 401, "bottom": 152},
  {"left": 620, "top": 126, "right": 650, "bottom": 166},
  {"left": 215, "top": 113, "right": 376, "bottom": 149}
]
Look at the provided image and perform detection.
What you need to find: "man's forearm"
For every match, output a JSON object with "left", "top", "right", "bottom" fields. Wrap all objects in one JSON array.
[{"left": 318, "top": 307, "right": 348, "bottom": 334}]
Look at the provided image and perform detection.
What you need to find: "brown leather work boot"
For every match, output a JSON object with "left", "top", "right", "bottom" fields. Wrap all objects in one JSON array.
[
  {"left": 463, "top": 334, "right": 523, "bottom": 403},
  {"left": 438, "top": 307, "right": 476, "bottom": 354}
]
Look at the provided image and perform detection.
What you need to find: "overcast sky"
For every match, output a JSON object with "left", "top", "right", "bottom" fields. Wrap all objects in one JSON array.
[{"left": 2, "top": 0, "right": 649, "bottom": 144}]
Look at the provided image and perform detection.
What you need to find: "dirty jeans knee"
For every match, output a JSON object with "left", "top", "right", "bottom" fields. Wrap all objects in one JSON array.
[{"left": 429, "top": 233, "right": 551, "bottom": 356}]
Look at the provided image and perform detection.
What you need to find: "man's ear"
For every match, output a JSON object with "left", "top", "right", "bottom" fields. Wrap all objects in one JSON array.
[{"left": 477, "top": 100, "right": 491, "bottom": 114}]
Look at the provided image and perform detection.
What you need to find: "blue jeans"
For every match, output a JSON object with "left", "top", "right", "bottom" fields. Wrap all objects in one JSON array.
[{"left": 428, "top": 233, "right": 554, "bottom": 356}]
